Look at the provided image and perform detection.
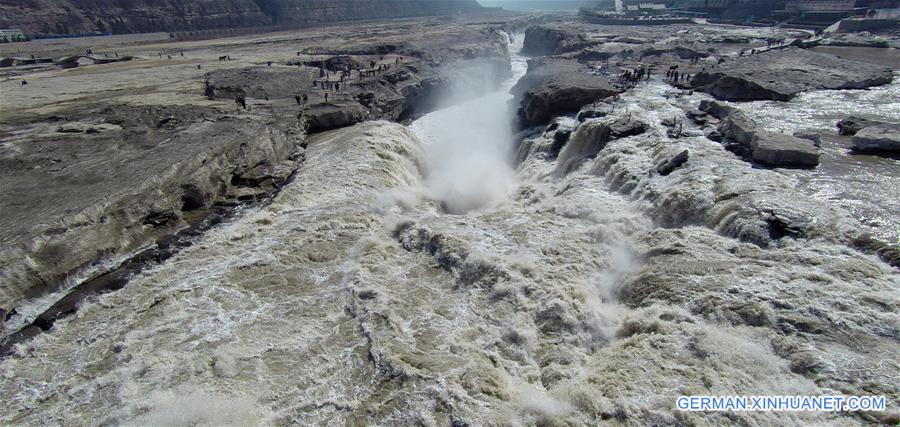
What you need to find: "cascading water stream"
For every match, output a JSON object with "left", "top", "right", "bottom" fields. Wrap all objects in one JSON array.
[
  {"left": 409, "top": 33, "right": 528, "bottom": 214},
  {"left": 2, "top": 29, "right": 898, "bottom": 427}
]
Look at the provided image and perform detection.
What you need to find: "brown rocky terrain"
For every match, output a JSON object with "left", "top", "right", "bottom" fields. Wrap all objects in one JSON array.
[
  {"left": 510, "top": 18, "right": 898, "bottom": 248},
  {"left": 0, "top": 13, "right": 514, "bottom": 344},
  {"left": 0, "top": 105, "right": 302, "bottom": 325},
  {"left": 510, "top": 21, "right": 895, "bottom": 158},
  {"left": 511, "top": 57, "right": 621, "bottom": 127}
]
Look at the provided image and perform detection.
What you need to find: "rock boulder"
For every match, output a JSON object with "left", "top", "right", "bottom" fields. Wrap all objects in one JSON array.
[
  {"left": 698, "top": 99, "right": 734, "bottom": 119},
  {"left": 837, "top": 116, "right": 892, "bottom": 136},
  {"left": 512, "top": 58, "right": 621, "bottom": 127},
  {"left": 607, "top": 115, "right": 649, "bottom": 139},
  {"left": 576, "top": 101, "right": 615, "bottom": 122},
  {"left": 656, "top": 149, "right": 689, "bottom": 176},
  {"left": 750, "top": 131, "right": 820, "bottom": 168},
  {"left": 302, "top": 102, "right": 369, "bottom": 133},
  {"left": 522, "top": 25, "right": 589, "bottom": 55},
  {"left": 792, "top": 131, "right": 822, "bottom": 147},
  {"left": 852, "top": 126, "right": 900, "bottom": 152},
  {"left": 718, "top": 110, "right": 758, "bottom": 145},
  {"left": 716, "top": 109, "right": 820, "bottom": 168}
]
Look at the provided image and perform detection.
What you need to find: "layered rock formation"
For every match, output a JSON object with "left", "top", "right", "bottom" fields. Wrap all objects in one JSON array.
[
  {"left": 701, "top": 100, "right": 820, "bottom": 168},
  {"left": 691, "top": 47, "right": 893, "bottom": 101},
  {"left": 2, "top": 13, "right": 899, "bottom": 426},
  {"left": 836, "top": 116, "right": 900, "bottom": 153},
  {"left": 205, "top": 48, "right": 510, "bottom": 132},
  {"left": 0, "top": 0, "right": 485, "bottom": 35},
  {"left": 0, "top": 15, "right": 514, "bottom": 349},
  {"left": 554, "top": 114, "right": 648, "bottom": 174},
  {"left": 837, "top": 116, "right": 892, "bottom": 136},
  {"left": 853, "top": 126, "right": 900, "bottom": 152},
  {"left": 0, "top": 105, "right": 305, "bottom": 327},
  {"left": 521, "top": 25, "right": 588, "bottom": 55},
  {"left": 511, "top": 58, "right": 621, "bottom": 127}
]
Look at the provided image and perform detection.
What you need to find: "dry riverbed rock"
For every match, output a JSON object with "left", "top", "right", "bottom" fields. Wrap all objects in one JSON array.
[
  {"left": 521, "top": 24, "right": 589, "bottom": 55},
  {"left": 511, "top": 58, "right": 621, "bottom": 127},
  {"left": 0, "top": 105, "right": 304, "bottom": 314},
  {"left": 302, "top": 101, "right": 369, "bottom": 132},
  {"left": 692, "top": 47, "right": 893, "bottom": 101}
]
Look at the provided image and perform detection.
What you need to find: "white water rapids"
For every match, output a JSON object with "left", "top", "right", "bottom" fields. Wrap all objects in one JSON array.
[
  {"left": 410, "top": 36, "right": 526, "bottom": 214},
  {"left": 1, "top": 36, "right": 897, "bottom": 425}
]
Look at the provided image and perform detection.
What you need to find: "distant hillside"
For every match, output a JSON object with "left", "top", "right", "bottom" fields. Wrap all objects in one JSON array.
[
  {"left": 478, "top": 0, "right": 604, "bottom": 12},
  {"left": 0, "top": 0, "right": 486, "bottom": 36}
]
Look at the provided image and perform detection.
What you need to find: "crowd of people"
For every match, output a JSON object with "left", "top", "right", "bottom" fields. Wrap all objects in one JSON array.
[
  {"left": 226, "top": 54, "right": 406, "bottom": 110},
  {"left": 303, "top": 55, "right": 404, "bottom": 106},
  {"left": 665, "top": 65, "right": 692, "bottom": 84},
  {"left": 616, "top": 51, "right": 711, "bottom": 88},
  {"left": 618, "top": 66, "right": 650, "bottom": 87}
]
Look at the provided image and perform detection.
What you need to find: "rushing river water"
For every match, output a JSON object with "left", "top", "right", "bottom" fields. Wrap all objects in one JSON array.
[
  {"left": 1, "top": 35, "right": 898, "bottom": 426},
  {"left": 735, "top": 74, "right": 900, "bottom": 244},
  {"left": 410, "top": 36, "right": 527, "bottom": 214}
]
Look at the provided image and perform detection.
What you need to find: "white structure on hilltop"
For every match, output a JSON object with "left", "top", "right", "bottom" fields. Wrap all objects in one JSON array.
[{"left": 617, "top": 0, "right": 668, "bottom": 13}]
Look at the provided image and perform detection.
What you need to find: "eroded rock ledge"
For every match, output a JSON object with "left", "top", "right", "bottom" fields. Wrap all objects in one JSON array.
[
  {"left": 0, "top": 18, "right": 516, "bottom": 347},
  {"left": 691, "top": 47, "right": 893, "bottom": 101},
  {"left": 0, "top": 105, "right": 305, "bottom": 327},
  {"left": 700, "top": 100, "right": 820, "bottom": 168},
  {"left": 511, "top": 58, "right": 621, "bottom": 128}
]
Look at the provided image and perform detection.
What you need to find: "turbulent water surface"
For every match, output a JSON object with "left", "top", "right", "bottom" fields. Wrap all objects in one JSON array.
[
  {"left": 736, "top": 74, "right": 900, "bottom": 244},
  {"left": 1, "top": 36, "right": 898, "bottom": 426}
]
